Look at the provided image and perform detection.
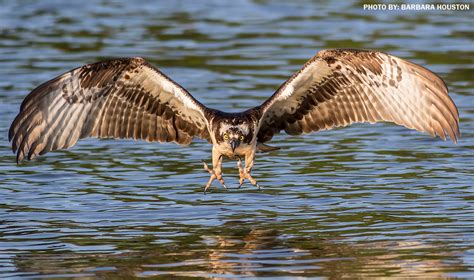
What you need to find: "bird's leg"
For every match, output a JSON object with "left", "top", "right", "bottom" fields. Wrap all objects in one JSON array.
[
  {"left": 213, "top": 154, "right": 227, "bottom": 190},
  {"left": 202, "top": 161, "right": 227, "bottom": 193},
  {"left": 237, "top": 157, "right": 245, "bottom": 187},
  {"left": 237, "top": 152, "right": 261, "bottom": 190},
  {"left": 202, "top": 150, "right": 227, "bottom": 193}
]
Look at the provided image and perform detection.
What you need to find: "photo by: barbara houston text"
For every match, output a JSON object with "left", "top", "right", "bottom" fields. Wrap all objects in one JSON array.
[{"left": 363, "top": 3, "right": 470, "bottom": 11}]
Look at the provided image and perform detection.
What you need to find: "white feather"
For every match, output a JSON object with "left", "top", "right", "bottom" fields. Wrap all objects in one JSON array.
[{"left": 278, "top": 84, "right": 294, "bottom": 100}]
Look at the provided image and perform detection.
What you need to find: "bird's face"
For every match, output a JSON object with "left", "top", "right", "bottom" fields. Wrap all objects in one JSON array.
[
  {"left": 223, "top": 129, "right": 246, "bottom": 153},
  {"left": 217, "top": 123, "right": 252, "bottom": 154}
]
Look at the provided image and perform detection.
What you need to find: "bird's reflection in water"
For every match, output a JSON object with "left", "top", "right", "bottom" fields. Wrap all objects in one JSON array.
[{"left": 11, "top": 224, "right": 466, "bottom": 279}]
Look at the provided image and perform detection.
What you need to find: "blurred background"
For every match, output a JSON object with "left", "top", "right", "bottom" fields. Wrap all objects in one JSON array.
[{"left": 0, "top": 0, "right": 473, "bottom": 278}]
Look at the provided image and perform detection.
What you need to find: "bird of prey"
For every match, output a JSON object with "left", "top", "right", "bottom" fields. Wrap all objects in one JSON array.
[{"left": 9, "top": 49, "right": 460, "bottom": 192}]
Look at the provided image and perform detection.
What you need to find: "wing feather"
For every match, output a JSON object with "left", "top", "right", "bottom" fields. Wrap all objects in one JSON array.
[
  {"left": 257, "top": 49, "right": 460, "bottom": 143},
  {"left": 9, "top": 57, "right": 211, "bottom": 163}
]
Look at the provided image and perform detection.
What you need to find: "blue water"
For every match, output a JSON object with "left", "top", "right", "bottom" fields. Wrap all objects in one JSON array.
[{"left": 0, "top": 1, "right": 473, "bottom": 278}]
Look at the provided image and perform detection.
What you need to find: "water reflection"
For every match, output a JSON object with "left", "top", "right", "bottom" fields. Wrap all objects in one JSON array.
[{"left": 10, "top": 223, "right": 467, "bottom": 278}]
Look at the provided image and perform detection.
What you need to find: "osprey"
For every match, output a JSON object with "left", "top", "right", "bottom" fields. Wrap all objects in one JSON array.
[{"left": 9, "top": 49, "right": 460, "bottom": 192}]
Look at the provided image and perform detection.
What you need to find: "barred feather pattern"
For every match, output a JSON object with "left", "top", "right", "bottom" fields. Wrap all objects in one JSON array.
[
  {"left": 257, "top": 49, "right": 460, "bottom": 143},
  {"left": 9, "top": 57, "right": 211, "bottom": 163}
]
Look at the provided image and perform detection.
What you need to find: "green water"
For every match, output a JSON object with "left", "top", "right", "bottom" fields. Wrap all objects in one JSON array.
[{"left": 0, "top": 1, "right": 473, "bottom": 278}]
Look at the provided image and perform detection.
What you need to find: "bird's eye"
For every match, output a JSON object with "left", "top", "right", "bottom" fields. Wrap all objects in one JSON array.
[
  {"left": 240, "top": 135, "right": 245, "bottom": 141},
  {"left": 223, "top": 134, "right": 229, "bottom": 140}
]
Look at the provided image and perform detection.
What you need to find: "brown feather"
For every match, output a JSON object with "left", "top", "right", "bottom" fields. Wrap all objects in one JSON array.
[
  {"left": 9, "top": 57, "right": 211, "bottom": 162},
  {"left": 257, "top": 49, "right": 460, "bottom": 143}
]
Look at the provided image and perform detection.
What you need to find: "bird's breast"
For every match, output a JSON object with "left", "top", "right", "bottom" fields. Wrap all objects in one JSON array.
[{"left": 213, "top": 143, "right": 253, "bottom": 158}]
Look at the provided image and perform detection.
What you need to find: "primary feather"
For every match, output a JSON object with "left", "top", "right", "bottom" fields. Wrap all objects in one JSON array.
[
  {"left": 9, "top": 57, "right": 211, "bottom": 163},
  {"left": 257, "top": 49, "right": 459, "bottom": 143}
]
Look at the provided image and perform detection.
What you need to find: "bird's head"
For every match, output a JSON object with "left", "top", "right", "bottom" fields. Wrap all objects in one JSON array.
[{"left": 218, "top": 123, "right": 252, "bottom": 153}]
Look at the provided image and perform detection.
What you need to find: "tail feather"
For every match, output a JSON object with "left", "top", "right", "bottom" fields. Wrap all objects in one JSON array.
[{"left": 256, "top": 142, "right": 280, "bottom": 153}]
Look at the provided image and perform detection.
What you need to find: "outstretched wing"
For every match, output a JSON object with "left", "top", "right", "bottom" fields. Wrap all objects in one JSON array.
[
  {"left": 257, "top": 49, "right": 460, "bottom": 143},
  {"left": 9, "top": 57, "right": 211, "bottom": 163}
]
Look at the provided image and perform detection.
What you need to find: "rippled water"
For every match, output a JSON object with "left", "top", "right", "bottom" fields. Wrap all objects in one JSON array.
[{"left": 0, "top": 1, "right": 473, "bottom": 278}]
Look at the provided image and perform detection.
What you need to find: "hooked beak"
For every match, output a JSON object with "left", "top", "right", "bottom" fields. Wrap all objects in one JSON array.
[{"left": 230, "top": 139, "right": 240, "bottom": 153}]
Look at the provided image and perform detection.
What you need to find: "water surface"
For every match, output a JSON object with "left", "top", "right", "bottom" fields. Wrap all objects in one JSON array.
[{"left": 0, "top": 1, "right": 473, "bottom": 278}]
